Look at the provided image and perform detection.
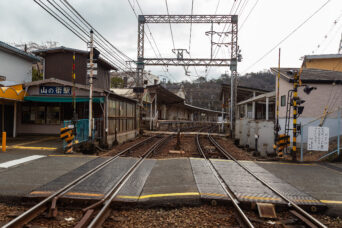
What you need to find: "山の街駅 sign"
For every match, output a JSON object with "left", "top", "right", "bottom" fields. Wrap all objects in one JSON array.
[
  {"left": 307, "top": 126, "right": 329, "bottom": 151},
  {"left": 39, "top": 86, "right": 72, "bottom": 95}
]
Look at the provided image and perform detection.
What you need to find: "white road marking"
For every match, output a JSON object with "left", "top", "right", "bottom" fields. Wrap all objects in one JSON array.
[{"left": 0, "top": 155, "right": 46, "bottom": 168}]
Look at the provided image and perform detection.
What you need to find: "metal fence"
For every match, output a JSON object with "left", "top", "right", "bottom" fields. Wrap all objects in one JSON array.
[
  {"left": 63, "top": 118, "right": 103, "bottom": 149},
  {"left": 299, "top": 107, "right": 341, "bottom": 161}
]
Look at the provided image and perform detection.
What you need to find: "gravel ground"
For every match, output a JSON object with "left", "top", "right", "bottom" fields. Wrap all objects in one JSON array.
[
  {"left": 199, "top": 135, "right": 226, "bottom": 159},
  {"left": 104, "top": 205, "right": 240, "bottom": 227},
  {"left": 214, "top": 137, "right": 256, "bottom": 161},
  {"left": 101, "top": 136, "right": 149, "bottom": 156},
  {"left": 1, "top": 203, "right": 341, "bottom": 227},
  {"left": 153, "top": 136, "right": 201, "bottom": 158}
]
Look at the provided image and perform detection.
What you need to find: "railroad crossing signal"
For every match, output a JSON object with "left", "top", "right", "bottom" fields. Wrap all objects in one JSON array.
[
  {"left": 274, "top": 134, "right": 290, "bottom": 158},
  {"left": 60, "top": 126, "right": 74, "bottom": 154}
]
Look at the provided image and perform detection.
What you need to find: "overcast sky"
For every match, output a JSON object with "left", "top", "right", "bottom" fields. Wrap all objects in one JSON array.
[{"left": 1, "top": 0, "right": 341, "bottom": 82}]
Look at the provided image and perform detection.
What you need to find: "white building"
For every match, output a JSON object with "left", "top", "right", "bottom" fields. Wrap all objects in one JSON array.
[{"left": 0, "top": 41, "right": 39, "bottom": 85}]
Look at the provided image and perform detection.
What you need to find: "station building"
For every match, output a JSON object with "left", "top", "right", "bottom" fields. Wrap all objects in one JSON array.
[
  {"left": 16, "top": 46, "right": 138, "bottom": 146},
  {"left": 0, "top": 41, "right": 40, "bottom": 138}
]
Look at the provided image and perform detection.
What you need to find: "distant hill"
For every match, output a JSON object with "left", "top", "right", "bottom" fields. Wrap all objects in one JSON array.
[{"left": 163, "top": 70, "right": 275, "bottom": 111}]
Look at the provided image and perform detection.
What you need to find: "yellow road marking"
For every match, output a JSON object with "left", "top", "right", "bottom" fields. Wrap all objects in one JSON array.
[
  {"left": 9, "top": 146, "right": 57, "bottom": 150},
  {"left": 320, "top": 200, "right": 342, "bottom": 204},
  {"left": 139, "top": 192, "right": 200, "bottom": 199},
  {"left": 201, "top": 193, "right": 226, "bottom": 197},
  {"left": 66, "top": 192, "right": 104, "bottom": 197},
  {"left": 29, "top": 190, "right": 330, "bottom": 205},
  {"left": 116, "top": 195, "right": 140, "bottom": 199},
  {"left": 30, "top": 191, "right": 52, "bottom": 195}
]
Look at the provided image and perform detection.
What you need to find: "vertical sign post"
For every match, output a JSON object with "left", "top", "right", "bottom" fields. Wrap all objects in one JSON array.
[{"left": 88, "top": 30, "right": 94, "bottom": 139}]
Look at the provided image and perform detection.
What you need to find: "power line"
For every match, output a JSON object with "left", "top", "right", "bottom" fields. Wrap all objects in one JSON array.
[
  {"left": 128, "top": 0, "right": 176, "bottom": 82},
  {"left": 242, "top": 0, "right": 332, "bottom": 73},
  {"left": 134, "top": 0, "right": 176, "bottom": 81},
  {"left": 165, "top": 0, "right": 176, "bottom": 50},
  {"left": 214, "top": 0, "right": 221, "bottom": 14},
  {"left": 188, "top": 0, "right": 194, "bottom": 53},
  {"left": 311, "top": 12, "right": 342, "bottom": 54},
  {"left": 240, "top": 0, "right": 260, "bottom": 31},
  {"left": 35, "top": 0, "right": 138, "bottom": 81}
]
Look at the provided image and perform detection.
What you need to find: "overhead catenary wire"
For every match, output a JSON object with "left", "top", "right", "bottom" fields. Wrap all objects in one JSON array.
[
  {"left": 239, "top": 0, "right": 260, "bottom": 31},
  {"left": 62, "top": 0, "right": 134, "bottom": 62},
  {"left": 35, "top": 0, "right": 140, "bottom": 82},
  {"left": 165, "top": 0, "right": 176, "bottom": 50},
  {"left": 242, "top": 0, "right": 332, "bottom": 74},
  {"left": 311, "top": 12, "right": 342, "bottom": 54},
  {"left": 37, "top": 0, "right": 138, "bottom": 76},
  {"left": 187, "top": 0, "right": 200, "bottom": 79},
  {"left": 128, "top": 0, "right": 176, "bottom": 82},
  {"left": 49, "top": 0, "right": 132, "bottom": 69}
]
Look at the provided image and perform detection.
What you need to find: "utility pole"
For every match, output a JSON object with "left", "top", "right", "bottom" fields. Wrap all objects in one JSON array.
[
  {"left": 292, "top": 71, "right": 299, "bottom": 162},
  {"left": 88, "top": 30, "right": 94, "bottom": 139}
]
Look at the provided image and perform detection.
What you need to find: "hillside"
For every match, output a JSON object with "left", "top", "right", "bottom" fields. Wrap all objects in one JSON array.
[{"left": 164, "top": 70, "right": 275, "bottom": 111}]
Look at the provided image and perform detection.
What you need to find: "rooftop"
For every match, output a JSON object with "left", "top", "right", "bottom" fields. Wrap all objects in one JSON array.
[
  {"left": 33, "top": 46, "right": 118, "bottom": 71},
  {"left": 270, "top": 67, "right": 342, "bottom": 83},
  {"left": 304, "top": 54, "right": 342, "bottom": 60},
  {"left": 0, "top": 41, "right": 40, "bottom": 62}
]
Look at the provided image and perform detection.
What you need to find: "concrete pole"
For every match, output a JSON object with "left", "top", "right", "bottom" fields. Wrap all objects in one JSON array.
[
  {"left": 88, "top": 30, "right": 94, "bottom": 138},
  {"left": 266, "top": 97, "right": 269, "bottom": 121},
  {"left": 13, "top": 102, "right": 17, "bottom": 138}
]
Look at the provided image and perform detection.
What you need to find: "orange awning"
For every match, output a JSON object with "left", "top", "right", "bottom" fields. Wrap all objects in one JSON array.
[{"left": 0, "top": 84, "right": 26, "bottom": 101}]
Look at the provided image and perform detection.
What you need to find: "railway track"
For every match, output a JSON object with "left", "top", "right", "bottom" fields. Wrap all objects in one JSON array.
[
  {"left": 196, "top": 133, "right": 327, "bottom": 228},
  {"left": 3, "top": 135, "right": 171, "bottom": 228}
]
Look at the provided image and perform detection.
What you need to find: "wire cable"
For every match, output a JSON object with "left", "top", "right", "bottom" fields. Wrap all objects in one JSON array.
[
  {"left": 242, "top": 0, "right": 332, "bottom": 73},
  {"left": 165, "top": 0, "right": 176, "bottom": 50},
  {"left": 240, "top": 0, "right": 260, "bottom": 31}
]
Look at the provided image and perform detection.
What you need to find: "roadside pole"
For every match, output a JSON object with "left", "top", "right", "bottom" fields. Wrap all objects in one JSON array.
[
  {"left": 88, "top": 30, "right": 94, "bottom": 140},
  {"left": 292, "top": 71, "right": 299, "bottom": 162}
]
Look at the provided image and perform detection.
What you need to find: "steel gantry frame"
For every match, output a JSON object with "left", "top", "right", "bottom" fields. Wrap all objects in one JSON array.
[{"left": 137, "top": 14, "right": 238, "bottom": 135}]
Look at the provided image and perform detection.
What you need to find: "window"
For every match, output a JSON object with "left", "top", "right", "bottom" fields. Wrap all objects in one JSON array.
[
  {"left": 22, "top": 103, "right": 60, "bottom": 125},
  {"left": 46, "top": 106, "right": 60, "bottom": 124},
  {"left": 281, "top": 95, "right": 286, "bottom": 107}
]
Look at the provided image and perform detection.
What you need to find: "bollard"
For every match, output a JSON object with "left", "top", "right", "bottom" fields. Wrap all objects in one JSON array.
[{"left": 2, "top": 132, "right": 6, "bottom": 152}]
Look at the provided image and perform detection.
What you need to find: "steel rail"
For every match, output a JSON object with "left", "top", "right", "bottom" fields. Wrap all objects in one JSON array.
[
  {"left": 3, "top": 135, "right": 157, "bottom": 228},
  {"left": 195, "top": 134, "right": 254, "bottom": 228},
  {"left": 207, "top": 134, "right": 327, "bottom": 228},
  {"left": 77, "top": 135, "right": 172, "bottom": 228}
]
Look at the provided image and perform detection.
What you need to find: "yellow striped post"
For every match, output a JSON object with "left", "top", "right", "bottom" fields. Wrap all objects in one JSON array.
[{"left": 292, "top": 72, "right": 299, "bottom": 161}]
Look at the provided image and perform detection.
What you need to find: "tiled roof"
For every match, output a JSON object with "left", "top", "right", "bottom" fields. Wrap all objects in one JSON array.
[
  {"left": 270, "top": 67, "right": 342, "bottom": 83},
  {"left": 0, "top": 41, "right": 40, "bottom": 62},
  {"left": 33, "top": 46, "right": 118, "bottom": 71}
]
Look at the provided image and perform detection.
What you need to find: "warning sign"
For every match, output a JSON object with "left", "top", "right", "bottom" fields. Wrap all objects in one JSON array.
[{"left": 307, "top": 127, "right": 329, "bottom": 151}]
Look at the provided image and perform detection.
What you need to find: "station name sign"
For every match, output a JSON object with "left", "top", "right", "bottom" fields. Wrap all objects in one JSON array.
[{"left": 39, "top": 86, "right": 72, "bottom": 95}]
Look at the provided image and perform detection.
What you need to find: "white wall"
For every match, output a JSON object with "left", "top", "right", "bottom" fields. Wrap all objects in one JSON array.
[
  {"left": 0, "top": 50, "right": 33, "bottom": 83},
  {"left": 277, "top": 77, "right": 342, "bottom": 118},
  {"left": 235, "top": 119, "right": 275, "bottom": 156}
]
